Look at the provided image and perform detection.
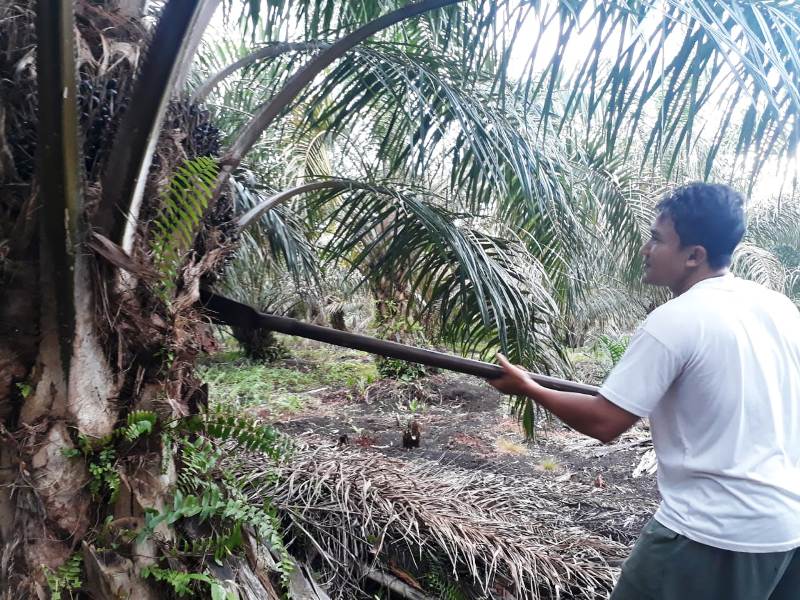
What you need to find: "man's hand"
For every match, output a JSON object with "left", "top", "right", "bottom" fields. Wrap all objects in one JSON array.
[{"left": 488, "top": 354, "right": 543, "bottom": 397}]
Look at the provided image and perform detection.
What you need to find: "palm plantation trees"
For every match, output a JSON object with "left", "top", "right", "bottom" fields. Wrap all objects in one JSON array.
[
  {"left": 200, "top": 0, "right": 800, "bottom": 361},
  {"left": 1, "top": 0, "right": 799, "bottom": 596},
  {"left": 734, "top": 200, "right": 800, "bottom": 304}
]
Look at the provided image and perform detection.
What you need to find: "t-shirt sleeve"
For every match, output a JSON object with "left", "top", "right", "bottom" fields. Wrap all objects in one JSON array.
[{"left": 598, "top": 328, "right": 685, "bottom": 418}]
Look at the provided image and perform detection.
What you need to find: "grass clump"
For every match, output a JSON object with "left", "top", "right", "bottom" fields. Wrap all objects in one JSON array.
[
  {"left": 495, "top": 437, "right": 528, "bottom": 455},
  {"left": 539, "top": 457, "right": 559, "bottom": 472},
  {"left": 201, "top": 361, "right": 316, "bottom": 404},
  {"left": 199, "top": 343, "right": 378, "bottom": 413},
  {"left": 319, "top": 359, "right": 378, "bottom": 389}
]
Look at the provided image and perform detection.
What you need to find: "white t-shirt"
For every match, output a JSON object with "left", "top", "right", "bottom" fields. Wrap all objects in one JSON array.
[{"left": 600, "top": 274, "right": 800, "bottom": 553}]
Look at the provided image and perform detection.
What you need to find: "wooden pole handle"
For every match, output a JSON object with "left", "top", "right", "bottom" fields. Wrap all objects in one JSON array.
[{"left": 200, "top": 290, "right": 598, "bottom": 396}]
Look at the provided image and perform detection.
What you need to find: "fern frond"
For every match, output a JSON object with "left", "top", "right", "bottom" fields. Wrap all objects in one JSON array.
[
  {"left": 177, "top": 436, "right": 224, "bottom": 493},
  {"left": 141, "top": 565, "right": 230, "bottom": 599},
  {"left": 151, "top": 156, "right": 219, "bottom": 299},
  {"left": 123, "top": 410, "right": 158, "bottom": 442},
  {"left": 175, "top": 523, "right": 244, "bottom": 564},
  {"left": 45, "top": 553, "right": 83, "bottom": 600},
  {"left": 595, "top": 334, "right": 630, "bottom": 367},
  {"left": 87, "top": 447, "right": 120, "bottom": 502},
  {"left": 424, "top": 558, "right": 466, "bottom": 600},
  {"left": 183, "top": 408, "right": 289, "bottom": 459},
  {"left": 142, "top": 485, "right": 291, "bottom": 577}
]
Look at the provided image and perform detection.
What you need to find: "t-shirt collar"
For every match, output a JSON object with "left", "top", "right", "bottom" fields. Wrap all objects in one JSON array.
[{"left": 686, "top": 272, "right": 734, "bottom": 292}]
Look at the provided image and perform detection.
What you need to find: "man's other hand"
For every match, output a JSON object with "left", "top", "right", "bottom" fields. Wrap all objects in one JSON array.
[{"left": 488, "top": 354, "right": 542, "bottom": 397}]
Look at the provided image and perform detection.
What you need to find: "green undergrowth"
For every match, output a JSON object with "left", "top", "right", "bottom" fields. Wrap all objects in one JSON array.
[
  {"left": 52, "top": 404, "right": 289, "bottom": 599},
  {"left": 567, "top": 333, "right": 631, "bottom": 386},
  {"left": 199, "top": 340, "right": 379, "bottom": 412}
]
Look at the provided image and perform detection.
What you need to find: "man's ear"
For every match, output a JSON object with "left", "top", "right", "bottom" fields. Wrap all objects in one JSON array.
[{"left": 686, "top": 245, "right": 708, "bottom": 267}]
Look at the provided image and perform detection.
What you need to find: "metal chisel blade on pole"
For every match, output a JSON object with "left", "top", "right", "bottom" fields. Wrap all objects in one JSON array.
[{"left": 199, "top": 289, "right": 598, "bottom": 396}]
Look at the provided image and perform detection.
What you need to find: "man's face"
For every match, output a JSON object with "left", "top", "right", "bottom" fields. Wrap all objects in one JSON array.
[{"left": 640, "top": 213, "right": 695, "bottom": 288}]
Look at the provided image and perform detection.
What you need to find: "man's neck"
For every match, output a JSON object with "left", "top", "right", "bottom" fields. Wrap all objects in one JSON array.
[{"left": 671, "top": 268, "right": 729, "bottom": 297}]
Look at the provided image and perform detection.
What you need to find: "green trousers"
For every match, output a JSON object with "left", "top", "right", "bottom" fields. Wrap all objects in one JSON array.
[{"left": 611, "top": 518, "right": 800, "bottom": 600}]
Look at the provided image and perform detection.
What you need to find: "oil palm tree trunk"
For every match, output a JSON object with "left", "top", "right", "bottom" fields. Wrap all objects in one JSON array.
[{"left": 0, "top": 1, "right": 211, "bottom": 595}]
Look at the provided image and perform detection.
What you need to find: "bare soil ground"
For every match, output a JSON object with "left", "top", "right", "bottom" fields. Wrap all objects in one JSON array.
[{"left": 259, "top": 351, "right": 660, "bottom": 549}]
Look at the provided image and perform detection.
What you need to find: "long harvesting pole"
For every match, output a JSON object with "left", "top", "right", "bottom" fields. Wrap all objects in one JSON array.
[{"left": 200, "top": 290, "right": 598, "bottom": 396}]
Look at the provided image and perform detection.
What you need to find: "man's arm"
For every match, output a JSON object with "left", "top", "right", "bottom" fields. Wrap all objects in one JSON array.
[{"left": 489, "top": 354, "right": 639, "bottom": 443}]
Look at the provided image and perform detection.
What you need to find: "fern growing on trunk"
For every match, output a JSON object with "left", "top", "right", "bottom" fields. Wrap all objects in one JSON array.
[{"left": 151, "top": 156, "right": 219, "bottom": 300}]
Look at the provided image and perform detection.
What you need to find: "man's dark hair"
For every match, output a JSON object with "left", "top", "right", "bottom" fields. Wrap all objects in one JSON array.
[{"left": 656, "top": 183, "right": 746, "bottom": 269}]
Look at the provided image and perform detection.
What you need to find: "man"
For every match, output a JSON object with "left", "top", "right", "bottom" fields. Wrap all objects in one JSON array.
[{"left": 489, "top": 183, "right": 800, "bottom": 599}]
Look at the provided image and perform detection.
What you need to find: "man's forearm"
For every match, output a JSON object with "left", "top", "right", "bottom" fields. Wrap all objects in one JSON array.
[
  {"left": 489, "top": 354, "right": 638, "bottom": 442},
  {"left": 522, "top": 383, "right": 631, "bottom": 443}
]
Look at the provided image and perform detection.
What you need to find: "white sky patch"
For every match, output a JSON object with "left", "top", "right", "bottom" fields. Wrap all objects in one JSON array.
[{"left": 499, "top": 1, "right": 799, "bottom": 205}]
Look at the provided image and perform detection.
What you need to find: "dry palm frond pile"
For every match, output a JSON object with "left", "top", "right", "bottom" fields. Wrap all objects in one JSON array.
[{"left": 228, "top": 440, "right": 628, "bottom": 599}]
